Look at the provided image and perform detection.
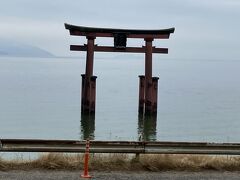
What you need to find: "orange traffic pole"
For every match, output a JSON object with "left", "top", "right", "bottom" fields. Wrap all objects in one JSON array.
[{"left": 81, "top": 139, "right": 92, "bottom": 178}]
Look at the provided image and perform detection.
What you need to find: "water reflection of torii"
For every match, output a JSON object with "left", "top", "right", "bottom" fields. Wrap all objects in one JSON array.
[
  {"left": 80, "top": 113, "right": 157, "bottom": 141},
  {"left": 65, "top": 24, "right": 174, "bottom": 140}
]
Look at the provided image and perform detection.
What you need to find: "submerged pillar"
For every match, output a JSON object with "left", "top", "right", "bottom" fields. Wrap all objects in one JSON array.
[
  {"left": 81, "top": 74, "right": 85, "bottom": 112},
  {"left": 145, "top": 38, "right": 153, "bottom": 114},
  {"left": 152, "top": 77, "right": 159, "bottom": 114},
  {"left": 81, "top": 74, "right": 97, "bottom": 113},
  {"left": 90, "top": 76, "right": 97, "bottom": 113},
  {"left": 81, "top": 36, "right": 97, "bottom": 114},
  {"left": 138, "top": 39, "right": 159, "bottom": 115},
  {"left": 138, "top": 76, "right": 159, "bottom": 114},
  {"left": 138, "top": 75, "right": 145, "bottom": 113}
]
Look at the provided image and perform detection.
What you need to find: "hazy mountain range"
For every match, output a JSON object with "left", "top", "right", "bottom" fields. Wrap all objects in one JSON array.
[{"left": 0, "top": 39, "right": 54, "bottom": 58}]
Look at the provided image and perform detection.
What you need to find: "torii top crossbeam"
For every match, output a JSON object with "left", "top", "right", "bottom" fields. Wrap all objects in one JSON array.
[
  {"left": 65, "top": 23, "right": 174, "bottom": 38},
  {"left": 65, "top": 23, "right": 174, "bottom": 54}
]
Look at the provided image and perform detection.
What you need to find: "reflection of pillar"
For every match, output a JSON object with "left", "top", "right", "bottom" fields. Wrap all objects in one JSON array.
[
  {"left": 138, "top": 113, "right": 144, "bottom": 141},
  {"left": 80, "top": 114, "right": 95, "bottom": 140},
  {"left": 81, "top": 36, "right": 97, "bottom": 114},
  {"left": 138, "top": 114, "right": 157, "bottom": 141},
  {"left": 138, "top": 75, "right": 145, "bottom": 113}
]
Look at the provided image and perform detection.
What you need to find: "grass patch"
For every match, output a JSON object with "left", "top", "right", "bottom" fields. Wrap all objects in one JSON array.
[{"left": 1, "top": 153, "right": 240, "bottom": 171}]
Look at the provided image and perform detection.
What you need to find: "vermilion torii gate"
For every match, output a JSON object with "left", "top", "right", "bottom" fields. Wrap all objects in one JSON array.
[{"left": 65, "top": 23, "right": 174, "bottom": 115}]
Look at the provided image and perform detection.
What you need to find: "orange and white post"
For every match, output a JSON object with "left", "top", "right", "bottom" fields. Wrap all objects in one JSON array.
[{"left": 81, "top": 139, "right": 92, "bottom": 178}]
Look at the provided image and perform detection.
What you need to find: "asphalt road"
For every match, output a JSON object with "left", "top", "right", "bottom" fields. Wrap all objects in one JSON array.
[{"left": 0, "top": 170, "right": 240, "bottom": 180}]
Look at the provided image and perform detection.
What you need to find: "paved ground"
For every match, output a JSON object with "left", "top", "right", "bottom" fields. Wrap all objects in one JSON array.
[{"left": 0, "top": 170, "right": 240, "bottom": 180}]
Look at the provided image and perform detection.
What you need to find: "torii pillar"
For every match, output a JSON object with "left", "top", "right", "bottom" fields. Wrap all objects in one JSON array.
[{"left": 81, "top": 36, "right": 97, "bottom": 114}]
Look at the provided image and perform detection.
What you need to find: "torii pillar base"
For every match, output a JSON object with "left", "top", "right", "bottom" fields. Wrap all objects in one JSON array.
[
  {"left": 138, "top": 76, "right": 159, "bottom": 115},
  {"left": 81, "top": 74, "right": 97, "bottom": 114}
]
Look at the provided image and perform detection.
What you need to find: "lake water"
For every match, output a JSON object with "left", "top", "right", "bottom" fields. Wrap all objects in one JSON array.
[{"left": 0, "top": 56, "right": 240, "bottom": 143}]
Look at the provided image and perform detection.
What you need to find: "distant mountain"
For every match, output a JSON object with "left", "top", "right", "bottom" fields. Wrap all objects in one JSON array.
[
  {"left": 0, "top": 50, "right": 8, "bottom": 55},
  {"left": 0, "top": 39, "right": 54, "bottom": 58}
]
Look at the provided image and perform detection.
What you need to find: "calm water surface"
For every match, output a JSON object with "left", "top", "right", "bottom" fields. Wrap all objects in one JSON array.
[{"left": 0, "top": 56, "right": 240, "bottom": 142}]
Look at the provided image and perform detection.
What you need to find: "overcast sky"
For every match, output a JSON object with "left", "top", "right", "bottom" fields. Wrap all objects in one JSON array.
[{"left": 0, "top": 0, "right": 240, "bottom": 59}]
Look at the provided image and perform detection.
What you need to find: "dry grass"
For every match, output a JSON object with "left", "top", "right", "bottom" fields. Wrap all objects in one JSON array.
[
  {"left": 139, "top": 154, "right": 240, "bottom": 171},
  {"left": 1, "top": 153, "right": 240, "bottom": 171}
]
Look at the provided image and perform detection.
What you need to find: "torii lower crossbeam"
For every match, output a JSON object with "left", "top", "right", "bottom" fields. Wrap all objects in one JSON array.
[{"left": 70, "top": 45, "right": 168, "bottom": 54}]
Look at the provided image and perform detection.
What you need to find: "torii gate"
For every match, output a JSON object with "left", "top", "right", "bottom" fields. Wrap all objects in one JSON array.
[{"left": 65, "top": 23, "right": 174, "bottom": 115}]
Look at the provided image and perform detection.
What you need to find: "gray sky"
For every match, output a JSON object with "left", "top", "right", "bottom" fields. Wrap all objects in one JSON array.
[{"left": 0, "top": 0, "right": 240, "bottom": 59}]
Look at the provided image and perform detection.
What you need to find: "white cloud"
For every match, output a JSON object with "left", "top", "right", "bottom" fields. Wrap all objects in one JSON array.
[{"left": 0, "top": 0, "right": 239, "bottom": 59}]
